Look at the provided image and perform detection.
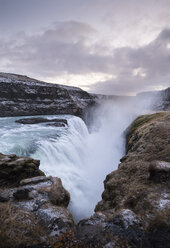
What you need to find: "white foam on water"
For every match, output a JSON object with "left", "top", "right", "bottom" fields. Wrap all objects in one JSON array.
[{"left": 0, "top": 96, "right": 156, "bottom": 221}]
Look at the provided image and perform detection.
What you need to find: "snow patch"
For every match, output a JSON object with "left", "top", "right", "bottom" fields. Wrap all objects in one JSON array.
[
  {"left": 120, "top": 209, "right": 140, "bottom": 229},
  {"left": 159, "top": 193, "right": 170, "bottom": 210}
]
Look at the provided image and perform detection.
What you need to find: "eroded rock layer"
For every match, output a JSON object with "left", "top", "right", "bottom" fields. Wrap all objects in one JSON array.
[{"left": 0, "top": 72, "right": 95, "bottom": 118}]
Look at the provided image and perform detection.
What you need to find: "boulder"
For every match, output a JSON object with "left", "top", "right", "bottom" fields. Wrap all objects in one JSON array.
[
  {"left": 0, "top": 153, "right": 44, "bottom": 187},
  {"left": 0, "top": 174, "right": 74, "bottom": 247},
  {"left": 149, "top": 161, "right": 170, "bottom": 183},
  {"left": 76, "top": 210, "right": 150, "bottom": 247}
]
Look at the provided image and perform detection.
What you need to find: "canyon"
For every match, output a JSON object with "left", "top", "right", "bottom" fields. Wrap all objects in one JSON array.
[{"left": 0, "top": 73, "right": 170, "bottom": 248}]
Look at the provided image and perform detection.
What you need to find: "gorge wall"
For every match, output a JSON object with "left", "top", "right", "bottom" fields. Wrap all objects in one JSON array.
[
  {"left": 0, "top": 112, "right": 169, "bottom": 247},
  {"left": 0, "top": 72, "right": 170, "bottom": 120},
  {"left": 79, "top": 112, "right": 170, "bottom": 248},
  {"left": 0, "top": 72, "right": 95, "bottom": 118},
  {"left": 0, "top": 72, "right": 170, "bottom": 247}
]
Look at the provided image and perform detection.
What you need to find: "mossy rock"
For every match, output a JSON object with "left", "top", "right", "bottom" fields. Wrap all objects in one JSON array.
[{"left": 126, "top": 112, "right": 166, "bottom": 150}]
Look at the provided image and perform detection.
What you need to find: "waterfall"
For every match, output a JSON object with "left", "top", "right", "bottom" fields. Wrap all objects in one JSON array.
[{"left": 0, "top": 98, "right": 154, "bottom": 221}]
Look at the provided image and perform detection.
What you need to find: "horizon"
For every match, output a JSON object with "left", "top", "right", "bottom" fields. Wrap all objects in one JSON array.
[
  {"left": 1, "top": 71, "right": 168, "bottom": 97},
  {"left": 0, "top": 0, "right": 170, "bottom": 95}
]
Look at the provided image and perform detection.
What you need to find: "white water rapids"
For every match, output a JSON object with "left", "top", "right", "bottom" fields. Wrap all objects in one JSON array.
[{"left": 0, "top": 98, "right": 154, "bottom": 221}]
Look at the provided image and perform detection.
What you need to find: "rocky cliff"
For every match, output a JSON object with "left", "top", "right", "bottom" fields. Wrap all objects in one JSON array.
[
  {"left": 0, "top": 72, "right": 169, "bottom": 120},
  {"left": 0, "top": 72, "right": 95, "bottom": 118},
  {"left": 0, "top": 154, "right": 75, "bottom": 248},
  {"left": 82, "top": 112, "right": 170, "bottom": 248}
]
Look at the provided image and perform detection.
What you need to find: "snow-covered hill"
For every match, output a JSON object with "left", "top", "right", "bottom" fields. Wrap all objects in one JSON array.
[{"left": 0, "top": 72, "right": 95, "bottom": 117}]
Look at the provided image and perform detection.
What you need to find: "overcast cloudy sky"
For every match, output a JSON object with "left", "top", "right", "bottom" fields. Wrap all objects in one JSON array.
[{"left": 0, "top": 0, "right": 170, "bottom": 95}]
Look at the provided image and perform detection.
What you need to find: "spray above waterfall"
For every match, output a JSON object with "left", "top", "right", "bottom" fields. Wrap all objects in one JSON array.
[{"left": 0, "top": 95, "right": 158, "bottom": 221}]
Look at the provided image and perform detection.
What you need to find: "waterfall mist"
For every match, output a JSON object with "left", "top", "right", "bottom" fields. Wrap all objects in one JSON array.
[
  {"left": 72, "top": 96, "right": 156, "bottom": 221},
  {"left": 0, "top": 93, "right": 160, "bottom": 222}
]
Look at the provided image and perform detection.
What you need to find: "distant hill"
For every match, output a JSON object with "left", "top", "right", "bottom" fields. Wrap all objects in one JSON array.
[
  {"left": 0, "top": 72, "right": 95, "bottom": 118},
  {"left": 0, "top": 72, "right": 169, "bottom": 118}
]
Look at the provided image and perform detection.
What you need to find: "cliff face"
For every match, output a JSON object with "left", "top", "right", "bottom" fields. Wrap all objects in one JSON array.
[
  {"left": 84, "top": 112, "right": 170, "bottom": 248},
  {"left": 0, "top": 72, "right": 170, "bottom": 247},
  {"left": 0, "top": 72, "right": 169, "bottom": 120},
  {"left": 0, "top": 154, "right": 74, "bottom": 248},
  {"left": 0, "top": 72, "right": 95, "bottom": 118},
  {"left": 136, "top": 87, "right": 170, "bottom": 111},
  {"left": 161, "top": 87, "right": 170, "bottom": 110}
]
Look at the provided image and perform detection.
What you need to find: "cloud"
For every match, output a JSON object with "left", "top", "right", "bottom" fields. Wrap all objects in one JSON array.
[
  {"left": 0, "top": 21, "right": 106, "bottom": 76},
  {"left": 0, "top": 21, "right": 170, "bottom": 95},
  {"left": 89, "top": 28, "right": 170, "bottom": 95}
]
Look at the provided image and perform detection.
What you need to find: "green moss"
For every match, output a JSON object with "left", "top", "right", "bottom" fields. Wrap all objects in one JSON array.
[{"left": 126, "top": 112, "right": 166, "bottom": 152}]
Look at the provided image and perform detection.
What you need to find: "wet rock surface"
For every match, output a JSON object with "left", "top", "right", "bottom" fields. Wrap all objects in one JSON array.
[{"left": 15, "top": 117, "right": 68, "bottom": 127}]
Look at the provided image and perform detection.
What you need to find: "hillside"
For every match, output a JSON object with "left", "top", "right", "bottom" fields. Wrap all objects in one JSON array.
[{"left": 0, "top": 72, "right": 95, "bottom": 118}]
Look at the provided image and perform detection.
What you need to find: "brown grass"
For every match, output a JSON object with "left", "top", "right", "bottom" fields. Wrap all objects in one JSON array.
[{"left": 0, "top": 202, "right": 50, "bottom": 248}]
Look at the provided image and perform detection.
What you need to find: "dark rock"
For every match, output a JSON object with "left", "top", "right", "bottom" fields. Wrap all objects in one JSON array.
[
  {"left": 0, "top": 153, "right": 44, "bottom": 187},
  {"left": 76, "top": 210, "right": 150, "bottom": 248},
  {"left": 0, "top": 194, "right": 9, "bottom": 202},
  {"left": 149, "top": 161, "right": 170, "bottom": 183},
  {"left": 0, "top": 173, "right": 74, "bottom": 247},
  {"left": 36, "top": 204, "right": 74, "bottom": 237},
  {"left": 148, "top": 225, "right": 170, "bottom": 248},
  {"left": 13, "top": 188, "right": 30, "bottom": 200},
  {"left": 21, "top": 176, "right": 70, "bottom": 208},
  {"left": 15, "top": 117, "right": 68, "bottom": 126},
  {"left": 46, "top": 122, "right": 66, "bottom": 127}
]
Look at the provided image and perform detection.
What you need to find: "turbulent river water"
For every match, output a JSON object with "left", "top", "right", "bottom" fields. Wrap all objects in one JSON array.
[{"left": 0, "top": 99, "right": 153, "bottom": 221}]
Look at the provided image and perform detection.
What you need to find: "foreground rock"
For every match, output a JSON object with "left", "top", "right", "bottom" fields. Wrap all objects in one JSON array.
[
  {"left": 0, "top": 173, "right": 74, "bottom": 248},
  {"left": 0, "top": 72, "right": 95, "bottom": 118},
  {"left": 0, "top": 153, "right": 75, "bottom": 247},
  {"left": 15, "top": 117, "right": 68, "bottom": 127},
  {"left": 76, "top": 209, "right": 150, "bottom": 248},
  {"left": 0, "top": 153, "right": 44, "bottom": 187}
]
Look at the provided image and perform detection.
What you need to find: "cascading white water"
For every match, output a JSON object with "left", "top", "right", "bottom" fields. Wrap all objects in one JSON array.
[{"left": 0, "top": 98, "right": 154, "bottom": 221}]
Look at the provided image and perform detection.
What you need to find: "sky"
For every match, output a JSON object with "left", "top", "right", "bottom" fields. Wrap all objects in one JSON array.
[{"left": 0, "top": 0, "right": 170, "bottom": 95}]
